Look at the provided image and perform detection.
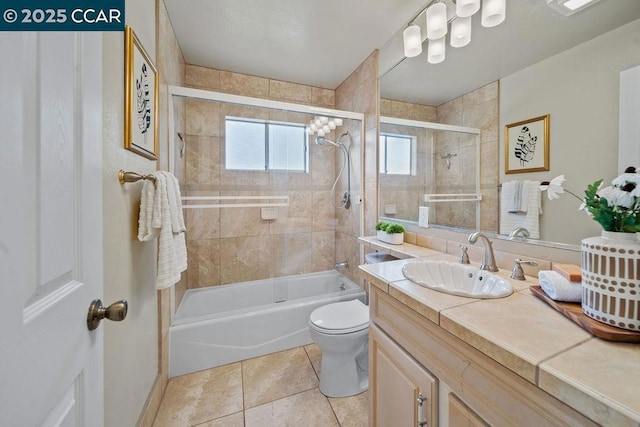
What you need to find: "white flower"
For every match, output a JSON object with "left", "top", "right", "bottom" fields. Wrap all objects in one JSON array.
[
  {"left": 540, "top": 175, "right": 566, "bottom": 200},
  {"left": 613, "top": 173, "right": 640, "bottom": 198},
  {"left": 598, "top": 185, "right": 635, "bottom": 209}
]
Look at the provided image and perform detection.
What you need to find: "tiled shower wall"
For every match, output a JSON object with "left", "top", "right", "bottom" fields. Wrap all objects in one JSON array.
[
  {"left": 378, "top": 81, "right": 499, "bottom": 234},
  {"left": 181, "top": 65, "right": 363, "bottom": 288},
  {"left": 437, "top": 81, "right": 499, "bottom": 234},
  {"left": 335, "top": 51, "right": 379, "bottom": 280}
]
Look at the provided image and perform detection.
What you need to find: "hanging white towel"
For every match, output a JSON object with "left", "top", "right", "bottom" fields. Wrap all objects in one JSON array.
[
  {"left": 138, "top": 171, "right": 187, "bottom": 289},
  {"left": 504, "top": 180, "right": 529, "bottom": 213},
  {"left": 538, "top": 270, "right": 582, "bottom": 302},
  {"left": 499, "top": 180, "right": 542, "bottom": 239}
]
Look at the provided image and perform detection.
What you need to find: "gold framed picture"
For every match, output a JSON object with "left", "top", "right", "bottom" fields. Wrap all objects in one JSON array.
[
  {"left": 505, "top": 114, "right": 550, "bottom": 174},
  {"left": 125, "top": 26, "right": 158, "bottom": 160}
]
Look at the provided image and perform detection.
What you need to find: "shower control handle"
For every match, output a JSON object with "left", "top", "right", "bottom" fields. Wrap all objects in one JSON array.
[{"left": 87, "top": 299, "right": 128, "bottom": 330}]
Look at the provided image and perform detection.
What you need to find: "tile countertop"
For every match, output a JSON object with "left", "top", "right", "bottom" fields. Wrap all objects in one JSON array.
[{"left": 358, "top": 237, "right": 640, "bottom": 426}]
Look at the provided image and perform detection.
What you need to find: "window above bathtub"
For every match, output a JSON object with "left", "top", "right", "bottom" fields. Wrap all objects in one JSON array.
[
  {"left": 379, "top": 132, "right": 415, "bottom": 175},
  {"left": 225, "top": 117, "right": 308, "bottom": 172}
]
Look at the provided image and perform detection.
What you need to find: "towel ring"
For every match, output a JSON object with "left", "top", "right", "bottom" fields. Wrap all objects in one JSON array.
[{"left": 118, "top": 170, "right": 156, "bottom": 185}]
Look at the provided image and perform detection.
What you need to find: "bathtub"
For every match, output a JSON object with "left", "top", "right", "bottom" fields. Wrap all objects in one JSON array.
[{"left": 169, "top": 270, "right": 366, "bottom": 377}]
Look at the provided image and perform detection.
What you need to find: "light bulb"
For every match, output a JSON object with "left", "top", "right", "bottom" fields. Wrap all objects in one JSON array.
[
  {"left": 403, "top": 24, "right": 422, "bottom": 58},
  {"left": 317, "top": 129, "right": 325, "bottom": 137},
  {"left": 428, "top": 37, "right": 446, "bottom": 64},
  {"left": 328, "top": 120, "right": 336, "bottom": 130},
  {"left": 426, "top": 2, "right": 447, "bottom": 40},
  {"left": 334, "top": 118, "right": 343, "bottom": 126},
  {"left": 310, "top": 123, "right": 317, "bottom": 131},
  {"left": 456, "top": 0, "right": 480, "bottom": 17},
  {"left": 314, "top": 118, "right": 322, "bottom": 127},
  {"left": 482, "top": 0, "right": 506, "bottom": 28},
  {"left": 319, "top": 116, "right": 329, "bottom": 124},
  {"left": 322, "top": 125, "right": 330, "bottom": 133},
  {"left": 306, "top": 127, "right": 314, "bottom": 135},
  {"left": 450, "top": 17, "right": 471, "bottom": 48}
]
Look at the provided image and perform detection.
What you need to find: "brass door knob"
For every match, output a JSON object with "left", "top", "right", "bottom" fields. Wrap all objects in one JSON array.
[{"left": 87, "top": 299, "right": 128, "bottom": 330}]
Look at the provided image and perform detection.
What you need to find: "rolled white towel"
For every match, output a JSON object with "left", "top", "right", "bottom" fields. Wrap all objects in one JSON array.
[{"left": 538, "top": 270, "right": 582, "bottom": 302}]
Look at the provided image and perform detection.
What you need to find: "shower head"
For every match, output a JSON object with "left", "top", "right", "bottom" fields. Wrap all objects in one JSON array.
[
  {"left": 314, "top": 132, "right": 349, "bottom": 147},
  {"left": 315, "top": 136, "right": 339, "bottom": 147}
]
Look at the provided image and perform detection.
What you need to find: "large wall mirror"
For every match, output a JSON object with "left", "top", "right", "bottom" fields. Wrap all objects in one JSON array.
[{"left": 379, "top": 0, "right": 640, "bottom": 247}]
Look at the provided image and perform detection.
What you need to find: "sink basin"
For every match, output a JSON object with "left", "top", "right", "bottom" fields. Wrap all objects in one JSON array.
[{"left": 402, "top": 260, "right": 513, "bottom": 299}]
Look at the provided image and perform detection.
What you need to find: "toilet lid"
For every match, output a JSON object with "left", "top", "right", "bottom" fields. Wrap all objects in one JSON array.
[{"left": 309, "top": 299, "right": 369, "bottom": 332}]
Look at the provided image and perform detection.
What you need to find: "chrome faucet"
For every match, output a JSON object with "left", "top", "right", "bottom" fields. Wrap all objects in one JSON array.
[
  {"left": 467, "top": 232, "right": 499, "bottom": 272},
  {"left": 334, "top": 261, "right": 348, "bottom": 269},
  {"left": 508, "top": 227, "right": 530, "bottom": 240}
]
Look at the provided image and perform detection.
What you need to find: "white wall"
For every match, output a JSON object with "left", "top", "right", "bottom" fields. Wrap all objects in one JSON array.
[
  {"left": 102, "top": 0, "right": 158, "bottom": 425},
  {"left": 500, "top": 18, "right": 640, "bottom": 245}
]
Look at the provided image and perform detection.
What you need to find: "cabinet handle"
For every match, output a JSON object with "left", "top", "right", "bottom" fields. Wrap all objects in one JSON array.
[{"left": 417, "top": 392, "right": 428, "bottom": 427}]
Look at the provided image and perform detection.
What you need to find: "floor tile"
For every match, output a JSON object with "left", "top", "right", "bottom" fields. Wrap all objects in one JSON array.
[
  {"left": 242, "top": 347, "right": 318, "bottom": 408},
  {"left": 329, "top": 391, "right": 369, "bottom": 427},
  {"left": 197, "top": 411, "right": 244, "bottom": 426},
  {"left": 153, "top": 363, "right": 243, "bottom": 427},
  {"left": 244, "top": 388, "right": 339, "bottom": 427},
  {"left": 304, "top": 343, "right": 322, "bottom": 378}
]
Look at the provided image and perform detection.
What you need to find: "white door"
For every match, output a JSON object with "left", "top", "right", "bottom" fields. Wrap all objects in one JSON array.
[{"left": 0, "top": 32, "right": 104, "bottom": 426}]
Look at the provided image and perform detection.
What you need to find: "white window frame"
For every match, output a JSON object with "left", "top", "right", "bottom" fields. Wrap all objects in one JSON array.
[{"left": 379, "top": 132, "right": 416, "bottom": 176}]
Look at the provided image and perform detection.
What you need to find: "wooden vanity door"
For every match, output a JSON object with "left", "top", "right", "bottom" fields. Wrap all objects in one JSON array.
[{"left": 370, "top": 324, "right": 438, "bottom": 427}]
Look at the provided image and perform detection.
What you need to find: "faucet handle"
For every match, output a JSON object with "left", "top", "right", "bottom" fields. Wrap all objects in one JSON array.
[
  {"left": 458, "top": 244, "right": 470, "bottom": 264},
  {"left": 510, "top": 258, "right": 539, "bottom": 280}
]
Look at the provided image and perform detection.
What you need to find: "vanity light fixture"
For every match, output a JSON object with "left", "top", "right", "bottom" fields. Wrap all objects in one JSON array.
[
  {"left": 481, "top": 0, "right": 506, "bottom": 27},
  {"left": 450, "top": 16, "right": 471, "bottom": 48},
  {"left": 456, "top": 0, "right": 481, "bottom": 17},
  {"left": 403, "top": 24, "right": 422, "bottom": 57},
  {"left": 307, "top": 116, "right": 343, "bottom": 137},
  {"left": 546, "top": 0, "right": 601, "bottom": 16},
  {"left": 428, "top": 37, "right": 446, "bottom": 64},
  {"left": 426, "top": 2, "right": 448, "bottom": 40},
  {"left": 401, "top": 0, "right": 506, "bottom": 65}
]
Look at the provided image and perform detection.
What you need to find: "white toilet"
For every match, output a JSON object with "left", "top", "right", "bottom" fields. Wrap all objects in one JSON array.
[{"left": 308, "top": 299, "right": 369, "bottom": 398}]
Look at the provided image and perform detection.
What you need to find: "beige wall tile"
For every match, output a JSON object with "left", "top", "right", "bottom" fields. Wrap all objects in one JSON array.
[
  {"left": 219, "top": 236, "right": 272, "bottom": 284},
  {"left": 312, "top": 230, "right": 336, "bottom": 272},
  {"left": 185, "top": 64, "right": 220, "bottom": 90},
  {"left": 219, "top": 204, "right": 270, "bottom": 238},
  {"left": 269, "top": 80, "right": 312, "bottom": 103},
  {"left": 220, "top": 70, "right": 269, "bottom": 97},
  {"left": 185, "top": 99, "right": 221, "bottom": 137},
  {"left": 270, "top": 232, "right": 314, "bottom": 276},
  {"left": 312, "top": 87, "right": 335, "bottom": 107},
  {"left": 185, "top": 135, "right": 220, "bottom": 186},
  {"left": 186, "top": 239, "right": 220, "bottom": 288}
]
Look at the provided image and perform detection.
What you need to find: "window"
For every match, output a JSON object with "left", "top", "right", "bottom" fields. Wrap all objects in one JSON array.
[
  {"left": 225, "top": 118, "right": 307, "bottom": 172},
  {"left": 379, "top": 133, "right": 414, "bottom": 175}
]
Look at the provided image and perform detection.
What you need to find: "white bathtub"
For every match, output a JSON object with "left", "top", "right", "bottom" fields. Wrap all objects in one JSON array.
[{"left": 169, "top": 270, "right": 366, "bottom": 377}]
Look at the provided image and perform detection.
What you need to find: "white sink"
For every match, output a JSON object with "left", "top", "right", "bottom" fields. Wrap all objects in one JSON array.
[{"left": 402, "top": 260, "right": 513, "bottom": 299}]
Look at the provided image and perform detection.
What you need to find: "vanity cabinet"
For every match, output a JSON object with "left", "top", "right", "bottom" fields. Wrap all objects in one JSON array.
[
  {"left": 369, "top": 287, "right": 598, "bottom": 427},
  {"left": 370, "top": 324, "right": 437, "bottom": 427}
]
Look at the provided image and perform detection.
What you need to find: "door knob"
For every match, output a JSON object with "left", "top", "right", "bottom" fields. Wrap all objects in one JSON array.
[{"left": 87, "top": 299, "right": 128, "bottom": 330}]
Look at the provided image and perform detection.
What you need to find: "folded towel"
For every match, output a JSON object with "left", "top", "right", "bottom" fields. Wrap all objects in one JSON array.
[
  {"left": 138, "top": 171, "right": 187, "bottom": 289},
  {"left": 538, "top": 270, "right": 582, "bottom": 302}
]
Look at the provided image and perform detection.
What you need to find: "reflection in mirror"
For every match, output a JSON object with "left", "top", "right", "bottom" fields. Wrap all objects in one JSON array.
[
  {"left": 379, "top": 117, "right": 481, "bottom": 232},
  {"left": 379, "top": 2, "right": 640, "bottom": 247}
]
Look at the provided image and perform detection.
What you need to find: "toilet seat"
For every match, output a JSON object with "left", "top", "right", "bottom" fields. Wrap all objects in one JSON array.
[{"left": 309, "top": 299, "right": 369, "bottom": 335}]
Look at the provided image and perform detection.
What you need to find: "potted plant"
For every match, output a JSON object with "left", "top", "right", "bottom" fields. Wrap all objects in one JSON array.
[
  {"left": 540, "top": 167, "right": 640, "bottom": 331},
  {"left": 375, "top": 221, "right": 405, "bottom": 245}
]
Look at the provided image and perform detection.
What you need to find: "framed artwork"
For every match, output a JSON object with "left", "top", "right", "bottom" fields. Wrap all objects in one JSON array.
[
  {"left": 125, "top": 26, "right": 158, "bottom": 160},
  {"left": 505, "top": 115, "right": 549, "bottom": 174}
]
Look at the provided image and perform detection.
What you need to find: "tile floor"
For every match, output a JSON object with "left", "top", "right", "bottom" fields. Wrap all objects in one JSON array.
[{"left": 152, "top": 344, "right": 368, "bottom": 427}]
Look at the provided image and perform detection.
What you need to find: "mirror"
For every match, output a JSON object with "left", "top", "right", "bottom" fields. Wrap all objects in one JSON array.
[{"left": 379, "top": 1, "right": 640, "bottom": 247}]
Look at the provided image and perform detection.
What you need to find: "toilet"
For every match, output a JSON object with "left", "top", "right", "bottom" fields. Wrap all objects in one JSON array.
[{"left": 308, "top": 299, "right": 369, "bottom": 398}]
